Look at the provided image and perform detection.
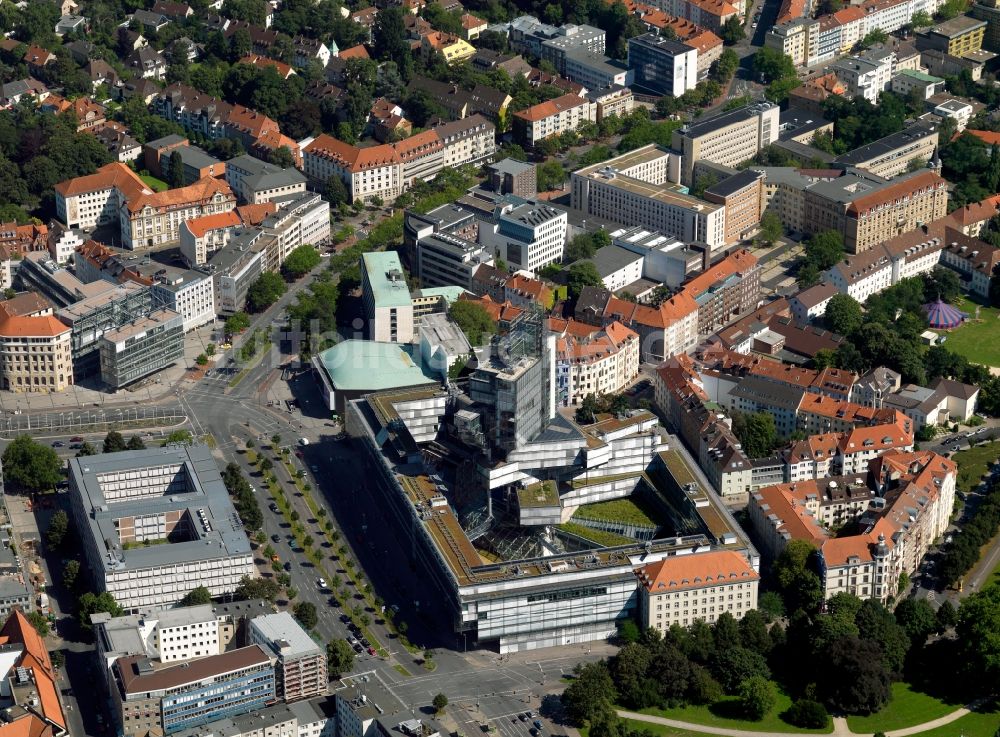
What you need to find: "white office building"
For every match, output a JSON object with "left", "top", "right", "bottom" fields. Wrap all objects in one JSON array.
[{"left": 480, "top": 201, "right": 568, "bottom": 272}]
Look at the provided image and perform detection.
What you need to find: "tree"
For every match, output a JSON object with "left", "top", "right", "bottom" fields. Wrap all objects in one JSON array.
[
  {"left": 958, "top": 583, "right": 1000, "bottom": 691},
  {"left": 432, "top": 693, "right": 448, "bottom": 712},
  {"left": 894, "top": 598, "right": 937, "bottom": 645},
  {"left": 162, "top": 429, "right": 193, "bottom": 446},
  {"left": 234, "top": 576, "right": 281, "bottom": 602},
  {"left": 772, "top": 539, "right": 823, "bottom": 614},
  {"left": 739, "top": 609, "right": 772, "bottom": 655},
  {"left": 936, "top": 599, "right": 958, "bottom": 632},
  {"left": 25, "top": 611, "right": 49, "bottom": 637},
  {"left": 167, "top": 150, "right": 185, "bottom": 189},
  {"left": 126, "top": 435, "right": 146, "bottom": 451},
  {"left": 731, "top": 411, "right": 777, "bottom": 459},
  {"left": 293, "top": 601, "right": 318, "bottom": 629},
  {"left": 859, "top": 28, "right": 888, "bottom": 48},
  {"left": 803, "top": 230, "right": 845, "bottom": 272},
  {"left": 179, "top": 586, "right": 213, "bottom": 607},
  {"left": 711, "top": 646, "right": 771, "bottom": 694},
  {"left": 282, "top": 245, "right": 321, "bottom": 280},
  {"left": 720, "top": 15, "right": 745, "bottom": 44},
  {"left": 568, "top": 261, "right": 603, "bottom": 300},
  {"left": 62, "top": 559, "right": 80, "bottom": 591},
  {"left": 103, "top": 431, "right": 127, "bottom": 453},
  {"left": 738, "top": 675, "right": 776, "bottom": 721},
  {"left": 372, "top": 6, "right": 412, "bottom": 79},
  {"left": 562, "top": 661, "right": 617, "bottom": 726},
  {"left": 47, "top": 510, "right": 69, "bottom": 550},
  {"left": 448, "top": 300, "right": 496, "bottom": 346},
  {"left": 225, "top": 311, "right": 250, "bottom": 335},
  {"left": 753, "top": 48, "right": 796, "bottom": 84},
  {"left": 757, "top": 212, "right": 783, "bottom": 246},
  {"left": 821, "top": 636, "right": 892, "bottom": 714},
  {"left": 855, "top": 599, "right": 910, "bottom": 674},
  {"left": 2, "top": 435, "right": 62, "bottom": 494},
  {"left": 196, "top": 353, "right": 209, "bottom": 366},
  {"left": 327, "top": 639, "right": 355, "bottom": 678},
  {"left": 78, "top": 591, "right": 123, "bottom": 629},
  {"left": 76, "top": 441, "right": 97, "bottom": 457},
  {"left": 324, "top": 175, "right": 349, "bottom": 207},
  {"left": 537, "top": 159, "right": 565, "bottom": 192},
  {"left": 246, "top": 272, "right": 287, "bottom": 313},
  {"left": 713, "top": 611, "right": 741, "bottom": 651},
  {"left": 785, "top": 699, "right": 829, "bottom": 728},
  {"left": 923, "top": 266, "right": 962, "bottom": 303},
  {"left": 824, "top": 294, "right": 863, "bottom": 336}
]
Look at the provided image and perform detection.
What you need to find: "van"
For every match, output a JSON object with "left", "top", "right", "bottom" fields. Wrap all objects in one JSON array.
[{"left": 298, "top": 437, "right": 310, "bottom": 446}]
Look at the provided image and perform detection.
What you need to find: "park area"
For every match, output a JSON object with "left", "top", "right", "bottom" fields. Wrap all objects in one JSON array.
[
  {"left": 932, "top": 296, "right": 1000, "bottom": 367},
  {"left": 950, "top": 440, "right": 1000, "bottom": 494},
  {"left": 139, "top": 174, "right": 168, "bottom": 192}
]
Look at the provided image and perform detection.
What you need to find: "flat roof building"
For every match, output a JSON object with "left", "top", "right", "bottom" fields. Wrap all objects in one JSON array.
[
  {"left": 361, "top": 251, "right": 414, "bottom": 343},
  {"left": 833, "top": 120, "right": 939, "bottom": 179},
  {"left": 99, "top": 307, "right": 184, "bottom": 389},
  {"left": 671, "top": 103, "right": 779, "bottom": 186},
  {"left": 248, "top": 612, "right": 327, "bottom": 703},
  {"left": 67, "top": 445, "right": 256, "bottom": 611}
]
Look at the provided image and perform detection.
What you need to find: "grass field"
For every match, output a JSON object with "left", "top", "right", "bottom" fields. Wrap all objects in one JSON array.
[
  {"left": 557, "top": 522, "right": 634, "bottom": 547},
  {"left": 140, "top": 174, "right": 168, "bottom": 192},
  {"left": 635, "top": 687, "right": 832, "bottom": 734},
  {"left": 582, "top": 722, "right": 710, "bottom": 737},
  {"left": 845, "top": 682, "right": 960, "bottom": 733},
  {"left": 932, "top": 296, "right": 1000, "bottom": 366},
  {"left": 911, "top": 700, "right": 999, "bottom": 737},
  {"left": 574, "top": 497, "right": 658, "bottom": 527},
  {"left": 951, "top": 440, "right": 1000, "bottom": 494}
]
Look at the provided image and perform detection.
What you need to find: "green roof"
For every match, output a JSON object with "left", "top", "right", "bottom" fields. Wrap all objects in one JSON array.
[
  {"left": 416, "top": 286, "right": 467, "bottom": 304},
  {"left": 316, "top": 340, "right": 436, "bottom": 392},
  {"left": 897, "top": 69, "right": 943, "bottom": 83},
  {"left": 362, "top": 251, "right": 411, "bottom": 309}
]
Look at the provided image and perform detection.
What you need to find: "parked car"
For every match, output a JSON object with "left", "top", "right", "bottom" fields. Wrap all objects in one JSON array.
[
  {"left": 51, "top": 441, "right": 64, "bottom": 447},
  {"left": 70, "top": 436, "right": 84, "bottom": 442},
  {"left": 271, "top": 534, "right": 281, "bottom": 543}
]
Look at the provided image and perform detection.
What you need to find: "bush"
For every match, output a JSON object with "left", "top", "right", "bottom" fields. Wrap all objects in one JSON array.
[{"left": 784, "top": 699, "right": 829, "bottom": 729}]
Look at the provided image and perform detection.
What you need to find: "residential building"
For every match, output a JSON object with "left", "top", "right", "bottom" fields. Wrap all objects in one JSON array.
[
  {"left": 571, "top": 145, "right": 727, "bottom": 250},
  {"left": 209, "top": 231, "right": 266, "bottom": 314},
  {"left": 170, "top": 698, "right": 336, "bottom": 737},
  {"left": 883, "top": 377, "right": 980, "bottom": 426},
  {"left": 238, "top": 53, "right": 295, "bottom": 79},
  {"left": 431, "top": 115, "right": 497, "bottom": 168},
  {"left": 0, "top": 299, "right": 72, "bottom": 393},
  {"left": 151, "top": 270, "right": 215, "bottom": 332},
  {"left": 789, "top": 72, "right": 847, "bottom": 115},
  {"left": 248, "top": 612, "right": 327, "bottom": 702},
  {"left": 680, "top": 249, "right": 760, "bottom": 334},
  {"left": 121, "top": 176, "right": 237, "bottom": 249},
  {"left": 480, "top": 201, "right": 568, "bottom": 272},
  {"left": 671, "top": 103, "right": 780, "bottom": 186},
  {"left": 421, "top": 32, "right": 476, "bottom": 64},
  {"left": 179, "top": 210, "right": 244, "bottom": 265},
  {"left": 585, "top": 245, "right": 645, "bottom": 292},
  {"left": 851, "top": 366, "right": 902, "bottom": 408},
  {"left": 126, "top": 46, "right": 167, "bottom": 80},
  {"left": 790, "top": 282, "right": 838, "bottom": 323},
  {"left": 797, "top": 393, "right": 899, "bottom": 434},
  {"left": 832, "top": 120, "right": 939, "bottom": 179},
  {"left": 146, "top": 140, "right": 226, "bottom": 186},
  {"left": 66, "top": 445, "right": 256, "bottom": 611},
  {"left": 635, "top": 550, "right": 759, "bottom": 631},
  {"left": 99, "top": 308, "right": 184, "bottom": 388},
  {"left": 112, "top": 646, "right": 275, "bottom": 737},
  {"left": 703, "top": 170, "right": 764, "bottom": 244},
  {"left": 627, "top": 33, "right": 698, "bottom": 96},
  {"left": 513, "top": 94, "right": 597, "bottom": 146},
  {"left": 972, "top": 0, "right": 1000, "bottom": 51},
  {"left": 416, "top": 233, "right": 494, "bottom": 290},
  {"left": 555, "top": 320, "right": 639, "bottom": 406},
  {"left": 0, "top": 610, "right": 67, "bottom": 737},
  {"left": 934, "top": 98, "right": 974, "bottom": 131},
  {"left": 765, "top": 17, "right": 819, "bottom": 66},
  {"left": 892, "top": 69, "right": 945, "bottom": 100},
  {"left": 395, "top": 130, "right": 445, "bottom": 187},
  {"left": 651, "top": 0, "right": 739, "bottom": 33},
  {"left": 916, "top": 15, "right": 987, "bottom": 55},
  {"left": 939, "top": 231, "right": 1000, "bottom": 299},
  {"left": 830, "top": 54, "right": 893, "bottom": 103},
  {"left": 486, "top": 158, "right": 537, "bottom": 198},
  {"left": 586, "top": 85, "right": 636, "bottom": 122},
  {"left": 224, "top": 154, "right": 307, "bottom": 204},
  {"left": 95, "top": 123, "right": 142, "bottom": 164},
  {"left": 361, "top": 251, "right": 414, "bottom": 343}
]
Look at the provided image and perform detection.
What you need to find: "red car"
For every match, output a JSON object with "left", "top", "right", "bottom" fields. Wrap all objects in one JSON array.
[
  {"left": 367, "top": 646, "right": 376, "bottom": 656},
  {"left": 70, "top": 436, "right": 84, "bottom": 442}
]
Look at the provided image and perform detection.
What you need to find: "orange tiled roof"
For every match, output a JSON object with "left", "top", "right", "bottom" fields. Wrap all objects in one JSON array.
[
  {"left": 636, "top": 550, "right": 758, "bottom": 594},
  {"left": 339, "top": 44, "right": 371, "bottom": 60},
  {"left": 680, "top": 249, "right": 757, "bottom": 299},
  {"left": 831, "top": 6, "right": 865, "bottom": 23},
  {"left": 184, "top": 210, "right": 242, "bottom": 238},
  {"left": 392, "top": 129, "right": 443, "bottom": 160},
  {"left": 514, "top": 93, "right": 590, "bottom": 123},
  {"left": 126, "top": 175, "right": 234, "bottom": 213},
  {"left": 847, "top": 170, "right": 945, "bottom": 217},
  {"left": 53, "top": 162, "right": 151, "bottom": 199},
  {"left": 967, "top": 129, "right": 1000, "bottom": 146},
  {"left": 461, "top": 13, "right": 486, "bottom": 29},
  {"left": 304, "top": 134, "right": 400, "bottom": 172},
  {"left": 238, "top": 54, "right": 294, "bottom": 78},
  {"left": 236, "top": 202, "right": 276, "bottom": 226},
  {"left": 0, "top": 611, "right": 64, "bottom": 731},
  {"left": 0, "top": 315, "right": 69, "bottom": 338}
]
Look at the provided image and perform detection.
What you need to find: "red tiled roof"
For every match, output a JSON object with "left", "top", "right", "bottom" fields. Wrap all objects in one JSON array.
[
  {"left": 339, "top": 44, "right": 370, "bottom": 60},
  {"left": 514, "top": 93, "right": 590, "bottom": 123},
  {"left": 304, "top": 134, "right": 400, "bottom": 172},
  {"left": 635, "top": 550, "right": 758, "bottom": 594},
  {"left": 126, "top": 175, "right": 234, "bottom": 213},
  {"left": 183, "top": 210, "right": 242, "bottom": 237},
  {"left": 53, "top": 162, "right": 150, "bottom": 199}
]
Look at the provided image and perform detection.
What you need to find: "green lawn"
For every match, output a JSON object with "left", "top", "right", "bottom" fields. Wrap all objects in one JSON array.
[
  {"left": 932, "top": 296, "right": 1000, "bottom": 366},
  {"left": 556, "top": 522, "right": 634, "bottom": 547},
  {"left": 846, "top": 682, "right": 960, "bottom": 733},
  {"left": 635, "top": 687, "right": 832, "bottom": 734},
  {"left": 140, "top": 174, "right": 168, "bottom": 192},
  {"left": 574, "top": 497, "right": 658, "bottom": 527},
  {"left": 582, "top": 723, "right": 709, "bottom": 737},
  {"left": 911, "top": 700, "right": 999, "bottom": 737},
  {"left": 951, "top": 440, "right": 1000, "bottom": 495}
]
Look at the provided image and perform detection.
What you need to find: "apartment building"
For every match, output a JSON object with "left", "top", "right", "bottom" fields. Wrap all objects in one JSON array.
[
  {"left": 832, "top": 120, "right": 939, "bottom": 179},
  {"left": 703, "top": 170, "right": 764, "bottom": 244},
  {"left": 224, "top": 153, "right": 307, "bottom": 204},
  {"left": 0, "top": 304, "right": 72, "bottom": 393},
  {"left": 627, "top": 33, "right": 698, "bottom": 97},
  {"left": 555, "top": 320, "right": 639, "bottom": 406},
  {"left": 144, "top": 137, "right": 225, "bottom": 185},
  {"left": 99, "top": 308, "right": 185, "bottom": 389},
  {"left": 302, "top": 134, "right": 402, "bottom": 204},
  {"left": 587, "top": 85, "right": 636, "bottom": 122},
  {"left": 395, "top": 129, "right": 445, "bottom": 187},
  {"left": 506, "top": 16, "right": 605, "bottom": 65},
  {"left": 0, "top": 611, "right": 67, "bottom": 737},
  {"left": 480, "top": 201, "right": 568, "bottom": 272},
  {"left": 916, "top": 15, "right": 986, "bottom": 55},
  {"left": 54, "top": 162, "right": 152, "bottom": 230},
  {"left": 789, "top": 282, "right": 838, "bottom": 323},
  {"left": 765, "top": 17, "right": 819, "bottom": 66},
  {"left": 431, "top": 114, "right": 497, "bottom": 168},
  {"left": 562, "top": 49, "right": 631, "bottom": 90},
  {"left": 513, "top": 93, "right": 597, "bottom": 146},
  {"left": 571, "top": 145, "right": 727, "bottom": 250},
  {"left": 635, "top": 551, "right": 759, "bottom": 631},
  {"left": 939, "top": 232, "right": 1000, "bottom": 299},
  {"left": 112, "top": 646, "right": 275, "bottom": 737},
  {"left": 67, "top": 445, "right": 256, "bottom": 611},
  {"left": 830, "top": 54, "right": 893, "bottom": 103},
  {"left": 652, "top": 0, "right": 739, "bottom": 33},
  {"left": 209, "top": 231, "right": 266, "bottom": 314},
  {"left": 679, "top": 248, "right": 760, "bottom": 334},
  {"left": 671, "top": 103, "right": 780, "bottom": 186},
  {"left": 804, "top": 169, "right": 948, "bottom": 253},
  {"left": 256, "top": 193, "right": 331, "bottom": 272},
  {"left": 361, "top": 251, "right": 414, "bottom": 343},
  {"left": 248, "top": 613, "right": 327, "bottom": 703},
  {"left": 179, "top": 210, "right": 243, "bottom": 265},
  {"left": 120, "top": 176, "right": 236, "bottom": 249}
]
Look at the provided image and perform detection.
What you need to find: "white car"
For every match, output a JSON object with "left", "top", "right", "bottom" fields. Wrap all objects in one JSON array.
[{"left": 317, "top": 578, "right": 327, "bottom": 588}]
